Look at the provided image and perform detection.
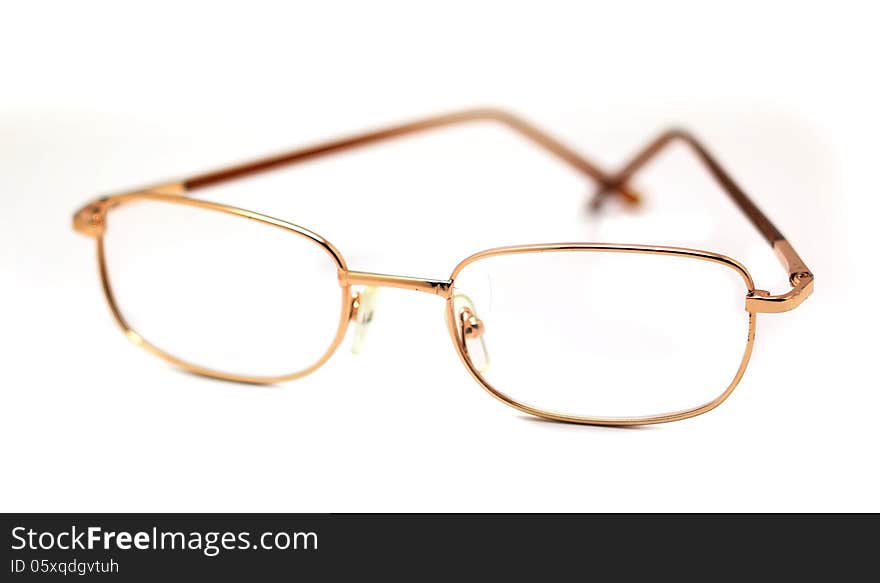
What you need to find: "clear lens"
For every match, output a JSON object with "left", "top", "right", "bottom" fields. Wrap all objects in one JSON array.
[
  {"left": 451, "top": 250, "right": 752, "bottom": 419},
  {"left": 101, "top": 199, "right": 345, "bottom": 379}
]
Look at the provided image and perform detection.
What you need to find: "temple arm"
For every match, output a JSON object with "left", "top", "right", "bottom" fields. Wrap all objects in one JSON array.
[
  {"left": 590, "top": 128, "right": 813, "bottom": 313},
  {"left": 74, "top": 108, "right": 640, "bottom": 236},
  {"left": 182, "top": 108, "right": 641, "bottom": 205}
]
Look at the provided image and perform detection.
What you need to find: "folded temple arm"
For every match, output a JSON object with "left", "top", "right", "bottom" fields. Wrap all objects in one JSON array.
[
  {"left": 181, "top": 108, "right": 642, "bottom": 205},
  {"left": 74, "top": 108, "right": 640, "bottom": 237},
  {"left": 590, "top": 128, "right": 813, "bottom": 313}
]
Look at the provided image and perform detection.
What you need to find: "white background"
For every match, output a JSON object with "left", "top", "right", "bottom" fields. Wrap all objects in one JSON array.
[{"left": 1, "top": 1, "right": 875, "bottom": 511}]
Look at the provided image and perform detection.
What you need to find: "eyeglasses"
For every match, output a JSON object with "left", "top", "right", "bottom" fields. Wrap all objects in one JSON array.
[{"left": 72, "top": 108, "right": 813, "bottom": 426}]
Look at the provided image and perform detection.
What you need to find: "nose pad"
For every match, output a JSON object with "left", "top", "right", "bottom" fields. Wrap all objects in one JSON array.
[
  {"left": 351, "top": 286, "right": 380, "bottom": 355},
  {"left": 453, "top": 294, "right": 490, "bottom": 373}
]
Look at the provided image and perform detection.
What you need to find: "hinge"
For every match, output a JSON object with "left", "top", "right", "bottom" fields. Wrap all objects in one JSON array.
[
  {"left": 746, "top": 272, "right": 814, "bottom": 313},
  {"left": 72, "top": 198, "right": 110, "bottom": 238},
  {"left": 71, "top": 181, "right": 186, "bottom": 238}
]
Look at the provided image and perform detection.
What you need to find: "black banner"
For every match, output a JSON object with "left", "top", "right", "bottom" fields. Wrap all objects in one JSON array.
[{"left": 1, "top": 514, "right": 874, "bottom": 579}]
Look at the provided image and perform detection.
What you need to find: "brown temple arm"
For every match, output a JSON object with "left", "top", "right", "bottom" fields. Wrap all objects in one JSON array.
[
  {"left": 182, "top": 108, "right": 642, "bottom": 205},
  {"left": 591, "top": 128, "right": 813, "bottom": 312}
]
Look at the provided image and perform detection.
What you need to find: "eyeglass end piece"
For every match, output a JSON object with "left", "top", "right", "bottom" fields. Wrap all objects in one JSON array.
[
  {"left": 746, "top": 274, "right": 813, "bottom": 313},
  {"left": 72, "top": 199, "right": 109, "bottom": 238}
]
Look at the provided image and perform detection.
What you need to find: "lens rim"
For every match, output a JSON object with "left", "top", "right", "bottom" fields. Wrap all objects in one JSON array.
[
  {"left": 97, "top": 193, "right": 353, "bottom": 384},
  {"left": 91, "top": 192, "right": 759, "bottom": 423},
  {"left": 446, "top": 243, "right": 758, "bottom": 426}
]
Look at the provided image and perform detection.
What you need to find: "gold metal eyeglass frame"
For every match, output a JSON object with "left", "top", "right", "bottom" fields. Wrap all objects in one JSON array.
[{"left": 73, "top": 108, "right": 813, "bottom": 426}]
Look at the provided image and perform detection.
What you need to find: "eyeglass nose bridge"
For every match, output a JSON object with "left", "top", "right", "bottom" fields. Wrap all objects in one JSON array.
[
  {"left": 340, "top": 270, "right": 455, "bottom": 356},
  {"left": 340, "top": 270, "right": 454, "bottom": 298}
]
